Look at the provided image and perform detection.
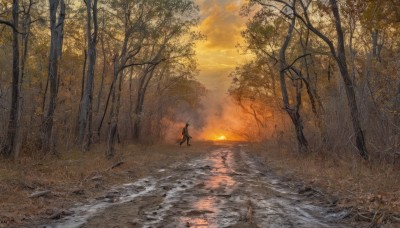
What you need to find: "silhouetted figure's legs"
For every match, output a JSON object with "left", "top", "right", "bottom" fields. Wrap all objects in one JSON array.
[
  {"left": 180, "top": 136, "right": 187, "bottom": 146},
  {"left": 180, "top": 136, "right": 190, "bottom": 146}
]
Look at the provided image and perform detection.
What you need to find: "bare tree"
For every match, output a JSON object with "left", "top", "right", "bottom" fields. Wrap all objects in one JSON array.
[
  {"left": 95, "top": 11, "right": 106, "bottom": 114},
  {"left": 79, "top": 0, "right": 98, "bottom": 150},
  {"left": 277, "top": 0, "right": 308, "bottom": 151},
  {"left": 107, "top": 55, "right": 123, "bottom": 158},
  {"left": 1, "top": 0, "right": 20, "bottom": 158},
  {"left": 105, "top": 0, "right": 147, "bottom": 157},
  {"left": 131, "top": 0, "right": 199, "bottom": 140},
  {"left": 13, "top": 0, "right": 35, "bottom": 158},
  {"left": 242, "top": 5, "right": 310, "bottom": 150},
  {"left": 41, "top": 0, "right": 66, "bottom": 154},
  {"left": 328, "top": 0, "right": 368, "bottom": 159},
  {"left": 254, "top": 0, "right": 369, "bottom": 159}
]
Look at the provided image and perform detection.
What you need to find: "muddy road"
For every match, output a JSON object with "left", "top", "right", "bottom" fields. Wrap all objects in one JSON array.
[{"left": 43, "top": 143, "right": 354, "bottom": 227}]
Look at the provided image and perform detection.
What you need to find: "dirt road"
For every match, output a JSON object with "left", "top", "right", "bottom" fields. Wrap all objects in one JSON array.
[{"left": 43, "top": 143, "right": 354, "bottom": 227}]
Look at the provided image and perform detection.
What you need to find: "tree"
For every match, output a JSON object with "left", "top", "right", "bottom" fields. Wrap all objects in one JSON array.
[
  {"left": 13, "top": 0, "right": 35, "bottom": 158},
  {"left": 328, "top": 0, "right": 368, "bottom": 159},
  {"left": 0, "top": 0, "right": 20, "bottom": 158},
  {"left": 41, "top": 0, "right": 66, "bottom": 154},
  {"left": 131, "top": 0, "right": 199, "bottom": 140},
  {"left": 242, "top": 1, "right": 310, "bottom": 150},
  {"left": 0, "top": 0, "right": 205, "bottom": 158},
  {"left": 251, "top": 0, "right": 369, "bottom": 159},
  {"left": 104, "top": 0, "right": 149, "bottom": 157},
  {"left": 277, "top": 1, "right": 308, "bottom": 151},
  {"left": 229, "top": 60, "right": 279, "bottom": 137},
  {"left": 79, "top": 0, "right": 98, "bottom": 150}
]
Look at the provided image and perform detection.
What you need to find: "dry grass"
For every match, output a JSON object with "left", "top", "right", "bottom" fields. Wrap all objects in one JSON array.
[
  {"left": 0, "top": 141, "right": 217, "bottom": 226},
  {"left": 248, "top": 142, "right": 400, "bottom": 215}
]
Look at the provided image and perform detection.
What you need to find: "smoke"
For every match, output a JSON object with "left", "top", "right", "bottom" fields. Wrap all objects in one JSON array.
[
  {"left": 197, "top": 94, "right": 248, "bottom": 141},
  {"left": 158, "top": 0, "right": 276, "bottom": 143}
]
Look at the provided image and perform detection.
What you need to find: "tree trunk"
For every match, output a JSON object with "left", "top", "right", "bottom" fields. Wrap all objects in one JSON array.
[
  {"left": 133, "top": 67, "right": 149, "bottom": 140},
  {"left": 291, "top": 0, "right": 369, "bottom": 159},
  {"left": 97, "top": 80, "right": 113, "bottom": 137},
  {"left": 299, "top": 29, "right": 319, "bottom": 116},
  {"left": 106, "top": 57, "right": 121, "bottom": 158},
  {"left": 77, "top": 49, "right": 87, "bottom": 128},
  {"left": 95, "top": 15, "right": 106, "bottom": 114},
  {"left": 278, "top": 2, "right": 308, "bottom": 152},
  {"left": 105, "top": 20, "right": 129, "bottom": 156},
  {"left": 372, "top": 29, "right": 378, "bottom": 59},
  {"left": 41, "top": 0, "right": 65, "bottom": 154},
  {"left": 133, "top": 65, "right": 157, "bottom": 139},
  {"left": 79, "top": 0, "right": 98, "bottom": 150},
  {"left": 291, "top": 81, "right": 308, "bottom": 151},
  {"left": 128, "top": 69, "right": 134, "bottom": 139},
  {"left": 1, "top": 0, "right": 20, "bottom": 158},
  {"left": 13, "top": 0, "right": 33, "bottom": 158},
  {"left": 330, "top": 0, "right": 368, "bottom": 159}
]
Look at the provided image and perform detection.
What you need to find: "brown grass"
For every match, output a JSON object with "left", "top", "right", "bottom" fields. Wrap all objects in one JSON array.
[
  {"left": 0, "top": 141, "right": 217, "bottom": 226},
  {"left": 247, "top": 141, "right": 400, "bottom": 215}
]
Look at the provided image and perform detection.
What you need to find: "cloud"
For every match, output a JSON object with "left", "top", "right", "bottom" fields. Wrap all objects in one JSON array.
[
  {"left": 192, "top": 0, "right": 257, "bottom": 140},
  {"left": 194, "top": 0, "right": 252, "bottom": 96},
  {"left": 196, "top": 0, "right": 245, "bottom": 49}
]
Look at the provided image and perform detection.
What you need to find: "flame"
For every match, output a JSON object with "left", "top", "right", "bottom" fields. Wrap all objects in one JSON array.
[
  {"left": 203, "top": 132, "right": 241, "bottom": 141},
  {"left": 216, "top": 135, "right": 227, "bottom": 141}
]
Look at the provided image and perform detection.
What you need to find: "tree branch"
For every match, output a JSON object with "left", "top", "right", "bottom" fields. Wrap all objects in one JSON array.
[
  {"left": 0, "top": 19, "right": 17, "bottom": 32},
  {"left": 280, "top": 53, "right": 311, "bottom": 72},
  {"left": 121, "top": 59, "right": 165, "bottom": 71}
]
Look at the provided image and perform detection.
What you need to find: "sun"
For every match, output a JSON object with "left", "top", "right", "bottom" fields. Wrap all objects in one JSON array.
[{"left": 216, "top": 135, "right": 227, "bottom": 141}]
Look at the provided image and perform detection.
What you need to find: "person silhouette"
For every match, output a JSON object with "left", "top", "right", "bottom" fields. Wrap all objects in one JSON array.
[{"left": 179, "top": 123, "right": 191, "bottom": 146}]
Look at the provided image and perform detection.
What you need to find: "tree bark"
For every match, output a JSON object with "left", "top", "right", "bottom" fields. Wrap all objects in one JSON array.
[
  {"left": 133, "top": 66, "right": 155, "bottom": 139},
  {"left": 1, "top": 0, "right": 20, "bottom": 158},
  {"left": 329, "top": 0, "right": 368, "bottom": 159},
  {"left": 372, "top": 29, "right": 378, "bottom": 58},
  {"left": 106, "top": 57, "right": 122, "bottom": 158},
  {"left": 278, "top": 1, "right": 308, "bottom": 152},
  {"left": 76, "top": 49, "right": 87, "bottom": 133},
  {"left": 97, "top": 80, "right": 113, "bottom": 137},
  {"left": 13, "top": 0, "right": 33, "bottom": 158},
  {"left": 41, "top": 0, "right": 65, "bottom": 154},
  {"left": 275, "top": 0, "right": 370, "bottom": 159},
  {"left": 106, "top": 26, "right": 129, "bottom": 157},
  {"left": 79, "top": 0, "right": 98, "bottom": 150},
  {"left": 95, "top": 14, "right": 106, "bottom": 114}
]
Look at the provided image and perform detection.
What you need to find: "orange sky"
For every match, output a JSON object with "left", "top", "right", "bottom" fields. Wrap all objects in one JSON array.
[
  {"left": 195, "top": 0, "right": 250, "bottom": 94},
  {"left": 193, "top": 0, "right": 253, "bottom": 141}
]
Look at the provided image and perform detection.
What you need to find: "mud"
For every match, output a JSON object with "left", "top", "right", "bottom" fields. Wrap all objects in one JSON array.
[{"left": 42, "top": 143, "right": 356, "bottom": 227}]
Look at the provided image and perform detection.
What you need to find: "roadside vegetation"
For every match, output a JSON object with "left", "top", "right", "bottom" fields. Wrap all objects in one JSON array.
[{"left": 1, "top": 0, "right": 400, "bottom": 226}]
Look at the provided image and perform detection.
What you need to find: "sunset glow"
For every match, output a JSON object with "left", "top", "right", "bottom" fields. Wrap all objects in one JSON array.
[
  {"left": 201, "top": 129, "right": 244, "bottom": 142},
  {"left": 216, "top": 135, "right": 227, "bottom": 141},
  {"left": 195, "top": 0, "right": 250, "bottom": 92},
  {"left": 194, "top": 0, "right": 253, "bottom": 141}
]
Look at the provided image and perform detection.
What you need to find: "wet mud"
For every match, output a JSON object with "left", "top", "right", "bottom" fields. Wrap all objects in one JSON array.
[{"left": 42, "top": 143, "right": 356, "bottom": 227}]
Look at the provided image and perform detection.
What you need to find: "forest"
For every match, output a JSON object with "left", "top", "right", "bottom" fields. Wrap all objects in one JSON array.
[
  {"left": 0, "top": 0, "right": 206, "bottom": 159},
  {"left": 230, "top": 0, "right": 400, "bottom": 160},
  {"left": 1, "top": 0, "right": 400, "bottom": 227}
]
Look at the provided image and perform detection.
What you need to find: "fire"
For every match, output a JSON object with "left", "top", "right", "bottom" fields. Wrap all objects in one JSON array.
[
  {"left": 200, "top": 131, "right": 243, "bottom": 142},
  {"left": 216, "top": 135, "right": 227, "bottom": 141}
]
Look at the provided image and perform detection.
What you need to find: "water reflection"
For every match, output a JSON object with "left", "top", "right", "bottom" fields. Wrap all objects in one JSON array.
[
  {"left": 179, "top": 149, "right": 236, "bottom": 227},
  {"left": 194, "top": 197, "right": 215, "bottom": 211}
]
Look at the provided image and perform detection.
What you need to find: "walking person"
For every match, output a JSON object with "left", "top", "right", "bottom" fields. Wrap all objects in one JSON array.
[{"left": 180, "top": 123, "right": 192, "bottom": 146}]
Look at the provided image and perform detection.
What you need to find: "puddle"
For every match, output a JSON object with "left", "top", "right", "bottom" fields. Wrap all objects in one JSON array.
[
  {"left": 43, "top": 178, "right": 157, "bottom": 228},
  {"left": 175, "top": 149, "right": 238, "bottom": 228},
  {"left": 41, "top": 144, "right": 353, "bottom": 228}
]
